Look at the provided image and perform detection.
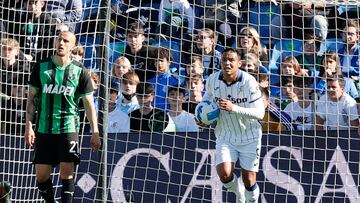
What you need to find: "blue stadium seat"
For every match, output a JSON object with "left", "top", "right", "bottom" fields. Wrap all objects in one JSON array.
[
  {"left": 152, "top": 40, "right": 181, "bottom": 71},
  {"left": 79, "top": 35, "right": 100, "bottom": 70},
  {"left": 108, "top": 41, "right": 127, "bottom": 70}
]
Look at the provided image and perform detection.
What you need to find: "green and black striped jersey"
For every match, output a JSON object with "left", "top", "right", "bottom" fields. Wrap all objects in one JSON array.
[{"left": 29, "top": 57, "right": 93, "bottom": 134}]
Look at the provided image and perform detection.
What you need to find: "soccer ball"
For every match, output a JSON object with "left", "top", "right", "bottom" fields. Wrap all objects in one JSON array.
[{"left": 195, "top": 100, "right": 220, "bottom": 125}]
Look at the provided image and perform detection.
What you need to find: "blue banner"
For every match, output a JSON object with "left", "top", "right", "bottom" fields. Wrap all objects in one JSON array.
[{"left": 1, "top": 131, "right": 359, "bottom": 202}]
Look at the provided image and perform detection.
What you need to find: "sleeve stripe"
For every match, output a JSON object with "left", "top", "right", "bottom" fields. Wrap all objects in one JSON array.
[{"left": 249, "top": 96, "right": 262, "bottom": 104}]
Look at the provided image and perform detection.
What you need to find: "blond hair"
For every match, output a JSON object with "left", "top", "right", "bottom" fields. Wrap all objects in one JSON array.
[
  {"left": 238, "top": 26, "right": 266, "bottom": 57},
  {"left": 0, "top": 38, "right": 20, "bottom": 50},
  {"left": 111, "top": 56, "right": 132, "bottom": 77}
]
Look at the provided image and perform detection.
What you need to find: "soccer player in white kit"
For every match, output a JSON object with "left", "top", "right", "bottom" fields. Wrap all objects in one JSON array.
[{"left": 197, "top": 48, "right": 265, "bottom": 203}]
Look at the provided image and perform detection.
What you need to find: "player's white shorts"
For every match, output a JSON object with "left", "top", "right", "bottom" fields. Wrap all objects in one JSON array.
[{"left": 215, "top": 138, "right": 261, "bottom": 172}]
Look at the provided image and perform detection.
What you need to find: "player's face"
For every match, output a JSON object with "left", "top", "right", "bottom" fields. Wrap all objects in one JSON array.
[
  {"left": 327, "top": 80, "right": 343, "bottom": 101},
  {"left": 113, "top": 61, "right": 130, "bottom": 78},
  {"left": 56, "top": 32, "right": 76, "bottom": 57},
  {"left": 221, "top": 51, "right": 241, "bottom": 77},
  {"left": 196, "top": 32, "right": 213, "bottom": 50},
  {"left": 342, "top": 26, "right": 358, "bottom": 44},
  {"left": 156, "top": 58, "right": 170, "bottom": 74},
  {"left": 281, "top": 63, "right": 295, "bottom": 76},
  {"left": 127, "top": 33, "right": 145, "bottom": 51},
  {"left": 121, "top": 79, "right": 137, "bottom": 95}
]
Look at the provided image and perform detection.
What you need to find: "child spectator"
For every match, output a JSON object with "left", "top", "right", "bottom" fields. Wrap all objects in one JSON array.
[
  {"left": 157, "top": 0, "right": 194, "bottom": 39},
  {"left": 316, "top": 51, "right": 359, "bottom": 100},
  {"left": 260, "top": 87, "right": 294, "bottom": 132},
  {"left": 148, "top": 47, "right": 179, "bottom": 111},
  {"left": 338, "top": 19, "right": 360, "bottom": 78},
  {"left": 107, "top": 83, "right": 130, "bottom": 133},
  {"left": 71, "top": 43, "right": 85, "bottom": 64},
  {"left": 273, "top": 76, "right": 298, "bottom": 110},
  {"left": 183, "top": 74, "right": 204, "bottom": 114},
  {"left": 124, "top": 23, "right": 157, "bottom": 82},
  {"left": 241, "top": 52, "right": 259, "bottom": 74},
  {"left": 111, "top": 56, "right": 132, "bottom": 90},
  {"left": 296, "top": 34, "right": 323, "bottom": 77},
  {"left": 186, "top": 56, "right": 205, "bottom": 77},
  {"left": 281, "top": 56, "right": 303, "bottom": 76},
  {"left": 238, "top": 26, "right": 268, "bottom": 67},
  {"left": 184, "top": 28, "right": 221, "bottom": 79},
  {"left": 284, "top": 77, "right": 315, "bottom": 130},
  {"left": 316, "top": 76, "right": 359, "bottom": 130},
  {"left": 117, "top": 71, "right": 140, "bottom": 114},
  {"left": 130, "top": 83, "right": 169, "bottom": 132},
  {"left": 165, "top": 87, "right": 198, "bottom": 133}
]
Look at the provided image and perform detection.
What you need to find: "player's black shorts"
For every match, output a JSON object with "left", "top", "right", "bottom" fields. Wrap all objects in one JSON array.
[{"left": 32, "top": 133, "right": 80, "bottom": 166}]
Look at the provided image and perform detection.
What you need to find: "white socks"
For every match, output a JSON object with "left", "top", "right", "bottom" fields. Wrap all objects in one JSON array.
[
  {"left": 223, "top": 174, "right": 246, "bottom": 203},
  {"left": 245, "top": 183, "right": 259, "bottom": 203}
]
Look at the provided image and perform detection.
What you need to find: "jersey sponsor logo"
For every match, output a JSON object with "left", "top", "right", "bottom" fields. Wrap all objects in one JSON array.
[
  {"left": 214, "top": 96, "right": 248, "bottom": 104},
  {"left": 295, "top": 116, "right": 311, "bottom": 123},
  {"left": 42, "top": 84, "right": 75, "bottom": 96}
]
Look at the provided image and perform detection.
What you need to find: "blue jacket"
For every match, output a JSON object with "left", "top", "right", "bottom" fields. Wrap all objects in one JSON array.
[{"left": 338, "top": 44, "right": 360, "bottom": 77}]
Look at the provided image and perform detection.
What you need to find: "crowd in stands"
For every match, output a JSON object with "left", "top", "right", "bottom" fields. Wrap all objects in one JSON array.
[{"left": 0, "top": 0, "right": 360, "bottom": 134}]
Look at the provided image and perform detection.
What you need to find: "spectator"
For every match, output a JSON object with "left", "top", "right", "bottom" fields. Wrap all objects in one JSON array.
[
  {"left": 284, "top": 77, "right": 315, "bottom": 131},
  {"left": 296, "top": 34, "right": 323, "bottom": 77},
  {"left": 256, "top": 71, "right": 269, "bottom": 89},
  {"left": 280, "top": 56, "right": 304, "bottom": 76},
  {"left": 46, "top": 0, "right": 83, "bottom": 32},
  {"left": 184, "top": 28, "right": 221, "bottom": 79},
  {"left": 6, "top": 0, "right": 57, "bottom": 61},
  {"left": 71, "top": 43, "right": 84, "bottom": 63},
  {"left": 117, "top": 71, "right": 140, "bottom": 114},
  {"left": 238, "top": 26, "right": 268, "bottom": 67},
  {"left": 186, "top": 56, "right": 205, "bottom": 77},
  {"left": 0, "top": 38, "right": 30, "bottom": 97},
  {"left": 338, "top": 19, "right": 359, "bottom": 78},
  {"left": 183, "top": 73, "right": 204, "bottom": 114},
  {"left": 316, "top": 76, "right": 359, "bottom": 130},
  {"left": 165, "top": 87, "right": 199, "bottom": 132},
  {"left": 130, "top": 83, "right": 169, "bottom": 132},
  {"left": 124, "top": 22, "right": 157, "bottom": 82},
  {"left": 157, "top": 0, "right": 194, "bottom": 39},
  {"left": 111, "top": 56, "right": 132, "bottom": 90},
  {"left": 272, "top": 1, "right": 328, "bottom": 40},
  {"left": 316, "top": 51, "right": 359, "bottom": 100},
  {"left": 107, "top": 83, "right": 130, "bottom": 133},
  {"left": 260, "top": 87, "right": 293, "bottom": 132},
  {"left": 240, "top": 52, "right": 259, "bottom": 74},
  {"left": 148, "top": 47, "right": 179, "bottom": 111},
  {"left": 273, "top": 76, "right": 298, "bottom": 110},
  {"left": 0, "top": 75, "right": 27, "bottom": 134}
]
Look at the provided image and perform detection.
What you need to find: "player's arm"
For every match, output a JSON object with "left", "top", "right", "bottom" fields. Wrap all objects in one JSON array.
[
  {"left": 82, "top": 94, "right": 101, "bottom": 151},
  {"left": 24, "top": 87, "right": 39, "bottom": 146}
]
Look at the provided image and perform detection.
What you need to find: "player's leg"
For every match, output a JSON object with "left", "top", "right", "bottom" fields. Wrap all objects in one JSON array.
[
  {"left": 60, "top": 162, "right": 75, "bottom": 203},
  {"left": 58, "top": 133, "right": 80, "bottom": 203},
  {"left": 215, "top": 140, "right": 245, "bottom": 203},
  {"left": 33, "top": 133, "right": 57, "bottom": 202},
  {"left": 238, "top": 140, "right": 261, "bottom": 203},
  {"left": 35, "top": 164, "right": 55, "bottom": 203}
]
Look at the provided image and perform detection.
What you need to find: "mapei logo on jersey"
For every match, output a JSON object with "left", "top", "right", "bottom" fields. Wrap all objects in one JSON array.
[
  {"left": 214, "top": 95, "right": 248, "bottom": 104},
  {"left": 42, "top": 84, "right": 75, "bottom": 96}
]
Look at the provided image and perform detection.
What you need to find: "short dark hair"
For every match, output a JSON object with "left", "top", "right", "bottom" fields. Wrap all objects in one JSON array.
[
  {"left": 326, "top": 75, "right": 345, "bottom": 88},
  {"left": 281, "top": 76, "right": 294, "bottom": 87},
  {"left": 136, "top": 82, "right": 154, "bottom": 95},
  {"left": 260, "top": 87, "right": 269, "bottom": 99},
  {"left": 127, "top": 22, "right": 145, "bottom": 35},
  {"left": 156, "top": 47, "right": 172, "bottom": 61},
  {"left": 304, "top": 33, "right": 321, "bottom": 49},
  {"left": 109, "top": 82, "right": 119, "bottom": 94},
  {"left": 223, "top": 48, "right": 242, "bottom": 59},
  {"left": 168, "top": 86, "right": 186, "bottom": 96},
  {"left": 293, "top": 76, "right": 313, "bottom": 88}
]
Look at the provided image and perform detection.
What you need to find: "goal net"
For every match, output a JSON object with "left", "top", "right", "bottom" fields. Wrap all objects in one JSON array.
[{"left": 0, "top": 0, "right": 360, "bottom": 202}]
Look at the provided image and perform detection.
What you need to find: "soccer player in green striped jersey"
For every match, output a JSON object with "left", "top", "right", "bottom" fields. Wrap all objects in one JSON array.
[{"left": 24, "top": 31, "right": 101, "bottom": 203}]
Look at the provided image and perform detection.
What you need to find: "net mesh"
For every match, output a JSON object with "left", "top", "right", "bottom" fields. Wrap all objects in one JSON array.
[{"left": 0, "top": 0, "right": 360, "bottom": 202}]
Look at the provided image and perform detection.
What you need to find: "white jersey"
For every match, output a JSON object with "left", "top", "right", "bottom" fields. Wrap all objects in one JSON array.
[
  {"left": 108, "top": 107, "right": 130, "bottom": 133},
  {"left": 284, "top": 102, "right": 315, "bottom": 130},
  {"left": 167, "top": 111, "right": 199, "bottom": 132},
  {"left": 316, "top": 93, "right": 358, "bottom": 130},
  {"left": 203, "top": 70, "right": 264, "bottom": 144}
]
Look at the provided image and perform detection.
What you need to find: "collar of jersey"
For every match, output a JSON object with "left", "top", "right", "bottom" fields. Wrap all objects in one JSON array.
[
  {"left": 51, "top": 56, "right": 73, "bottom": 69},
  {"left": 218, "top": 69, "right": 243, "bottom": 86}
]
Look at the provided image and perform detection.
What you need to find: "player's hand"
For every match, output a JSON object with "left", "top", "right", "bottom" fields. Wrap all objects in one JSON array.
[
  {"left": 24, "top": 126, "right": 36, "bottom": 147},
  {"left": 219, "top": 98, "right": 233, "bottom": 112},
  {"left": 90, "top": 132, "right": 101, "bottom": 152},
  {"left": 194, "top": 117, "right": 208, "bottom": 128}
]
